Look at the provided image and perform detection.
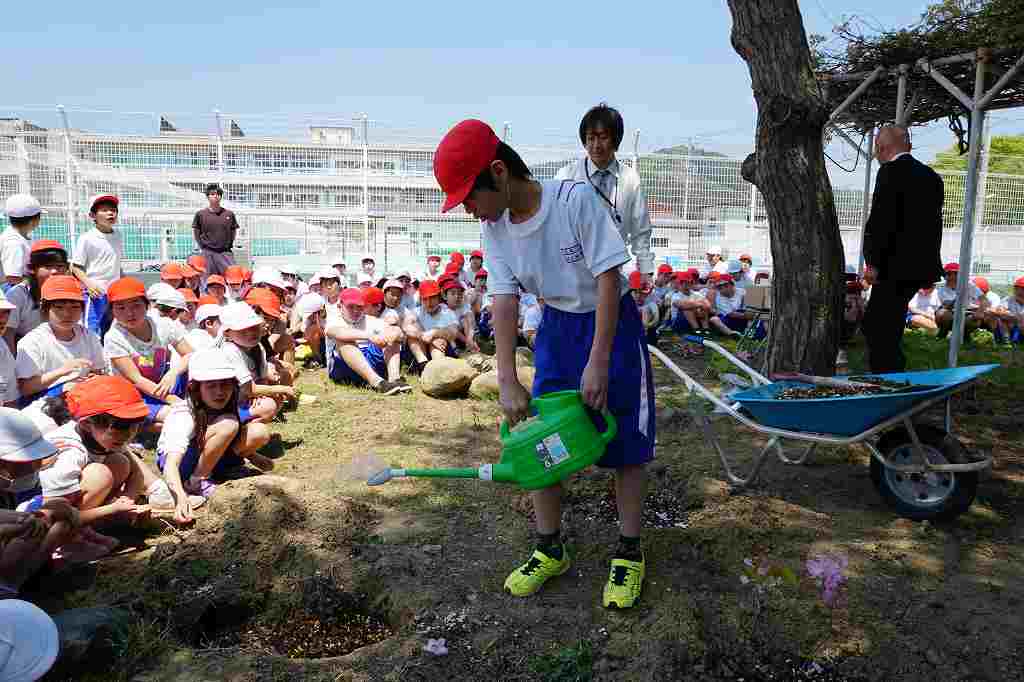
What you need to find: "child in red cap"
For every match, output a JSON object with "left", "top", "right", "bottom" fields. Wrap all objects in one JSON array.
[
  {"left": 441, "top": 278, "right": 479, "bottom": 353},
  {"left": 4, "top": 240, "right": 70, "bottom": 348},
  {"left": 434, "top": 119, "right": 653, "bottom": 609},
  {"left": 324, "top": 288, "right": 409, "bottom": 394},
  {"left": 708, "top": 274, "right": 749, "bottom": 337},
  {"left": 404, "top": 279, "right": 460, "bottom": 370},
  {"left": 71, "top": 194, "right": 122, "bottom": 337},
  {"left": 628, "top": 271, "right": 660, "bottom": 346}
]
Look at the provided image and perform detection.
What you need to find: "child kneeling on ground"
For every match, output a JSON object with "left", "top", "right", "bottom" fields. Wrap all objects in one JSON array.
[
  {"left": 157, "top": 348, "right": 271, "bottom": 523},
  {"left": 217, "top": 302, "right": 293, "bottom": 423},
  {"left": 435, "top": 120, "right": 655, "bottom": 609},
  {"left": 325, "top": 288, "right": 410, "bottom": 395}
]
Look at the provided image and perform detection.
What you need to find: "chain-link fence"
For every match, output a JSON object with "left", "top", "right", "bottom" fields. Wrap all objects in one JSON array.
[{"left": 2, "top": 108, "right": 1023, "bottom": 283}]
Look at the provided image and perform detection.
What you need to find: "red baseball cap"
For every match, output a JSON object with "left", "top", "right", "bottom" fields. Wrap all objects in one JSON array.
[
  {"left": 628, "top": 271, "right": 644, "bottom": 290},
  {"left": 186, "top": 255, "right": 207, "bottom": 273},
  {"left": 972, "top": 276, "right": 989, "bottom": 293},
  {"left": 739, "top": 254, "right": 753, "bottom": 262},
  {"left": 674, "top": 271, "right": 692, "bottom": 283},
  {"left": 442, "top": 278, "right": 465, "bottom": 292},
  {"left": 89, "top": 194, "right": 119, "bottom": 213},
  {"left": 340, "top": 288, "right": 365, "bottom": 306},
  {"left": 66, "top": 375, "right": 148, "bottom": 421},
  {"left": 224, "top": 266, "right": 245, "bottom": 285},
  {"left": 30, "top": 239, "right": 66, "bottom": 255},
  {"left": 1015, "top": 276, "right": 1024, "bottom": 288},
  {"left": 470, "top": 250, "right": 483, "bottom": 259},
  {"left": 450, "top": 252, "right": 465, "bottom": 265},
  {"left": 943, "top": 262, "right": 959, "bottom": 273},
  {"left": 160, "top": 263, "right": 185, "bottom": 281},
  {"left": 107, "top": 277, "right": 147, "bottom": 303},
  {"left": 363, "top": 287, "right": 385, "bottom": 306},
  {"left": 419, "top": 280, "right": 441, "bottom": 299},
  {"left": 444, "top": 261, "right": 461, "bottom": 275},
  {"left": 434, "top": 120, "right": 500, "bottom": 213},
  {"left": 475, "top": 269, "right": 488, "bottom": 280},
  {"left": 206, "top": 274, "right": 226, "bottom": 287},
  {"left": 40, "top": 275, "right": 83, "bottom": 302},
  {"left": 657, "top": 264, "right": 673, "bottom": 275}
]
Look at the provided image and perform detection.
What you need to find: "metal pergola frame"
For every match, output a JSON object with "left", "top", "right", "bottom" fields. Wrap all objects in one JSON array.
[{"left": 820, "top": 47, "right": 1024, "bottom": 367}]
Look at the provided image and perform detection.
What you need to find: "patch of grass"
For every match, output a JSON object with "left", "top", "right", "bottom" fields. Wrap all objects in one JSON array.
[{"left": 528, "top": 639, "right": 594, "bottom": 682}]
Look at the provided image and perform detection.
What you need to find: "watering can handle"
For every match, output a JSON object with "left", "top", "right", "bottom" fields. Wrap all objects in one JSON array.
[{"left": 597, "top": 408, "right": 618, "bottom": 446}]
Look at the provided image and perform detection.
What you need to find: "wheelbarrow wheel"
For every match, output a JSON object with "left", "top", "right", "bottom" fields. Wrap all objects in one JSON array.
[{"left": 871, "top": 424, "right": 978, "bottom": 521}]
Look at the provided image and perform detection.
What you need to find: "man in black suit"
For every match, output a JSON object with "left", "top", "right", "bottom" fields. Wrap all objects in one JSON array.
[{"left": 861, "top": 125, "right": 944, "bottom": 373}]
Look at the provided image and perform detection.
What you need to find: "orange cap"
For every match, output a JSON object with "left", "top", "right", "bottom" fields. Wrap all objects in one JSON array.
[
  {"left": 66, "top": 375, "right": 149, "bottom": 421},
  {"left": 40, "top": 275, "right": 83, "bottom": 302},
  {"left": 160, "top": 263, "right": 185, "bottom": 281},
  {"left": 241, "top": 267, "right": 253, "bottom": 283},
  {"left": 180, "top": 263, "right": 199, "bottom": 278},
  {"left": 186, "top": 255, "right": 207, "bottom": 273},
  {"left": 31, "top": 239, "right": 67, "bottom": 255},
  {"left": 244, "top": 287, "right": 282, "bottom": 317},
  {"left": 206, "top": 274, "right": 227, "bottom": 288},
  {"left": 178, "top": 288, "right": 198, "bottom": 304},
  {"left": 419, "top": 280, "right": 441, "bottom": 299},
  {"left": 197, "top": 294, "right": 219, "bottom": 306},
  {"left": 363, "top": 286, "right": 385, "bottom": 306},
  {"left": 107, "top": 277, "right": 147, "bottom": 303},
  {"left": 224, "top": 266, "right": 245, "bottom": 285},
  {"left": 972, "top": 276, "right": 989, "bottom": 294}
]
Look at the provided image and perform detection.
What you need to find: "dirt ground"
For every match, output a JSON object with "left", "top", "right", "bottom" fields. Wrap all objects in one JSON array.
[{"left": 34, "top": 336, "right": 1024, "bottom": 682}]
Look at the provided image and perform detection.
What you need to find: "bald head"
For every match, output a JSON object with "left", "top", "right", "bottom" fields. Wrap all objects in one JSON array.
[{"left": 875, "top": 125, "right": 911, "bottom": 162}]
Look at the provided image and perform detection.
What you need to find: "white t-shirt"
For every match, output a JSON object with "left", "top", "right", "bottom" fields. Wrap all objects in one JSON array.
[
  {"left": 908, "top": 290, "right": 941, "bottom": 317},
  {"left": 983, "top": 291, "right": 1001, "bottom": 309},
  {"left": 445, "top": 302, "right": 472, "bottom": 322},
  {"left": 72, "top": 228, "right": 123, "bottom": 292},
  {"left": 714, "top": 288, "right": 745, "bottom": 316},
  {"left": 156, "top": 401, "right": 200, "bottom": 459},
  {"left": 219, "top": 339, "right": 267, "bottom": 385},
  {"left": 104, "top": 315, "right": 185, "bottom": 384},
  {"left": 668, "top": 289, "right": 706, "bottom": 320},
  {"left": 639, "top": 299, "right": 660, "bottom": 328},
  {"left": 415, "top": 305, "right": 458, "bottom": 333},
  {"left": 0, "top": 341, "right": 18, "bottom": 403},
  {"left": 0, "top": 227, "right": 30, "bottom": 280},
  {"left": 4, "top": 282, "right": 42, "bottom": 340},
  {"left": 21, "top": 396, "right": 59, "bottom": 435},
  {"left": 653, "top": 285, "right": 671, "bottom": 306},
  {"left": 15, "top": 323, "right": 104, "bottom": 387},
  {"left": 482, "top": 180, "right": 629, "bottom": 314},
  {"left": 936, "top": 282, "right": 982, "bottom": 307},
  {"left": 185, "top": 328, "right": 217, "bottom": 352},
  {"left": 328, "top": 313, "right": 387, "bottom": 349},
  {"left": 40, "top": 420, "right": 115, "bottom": 497}
]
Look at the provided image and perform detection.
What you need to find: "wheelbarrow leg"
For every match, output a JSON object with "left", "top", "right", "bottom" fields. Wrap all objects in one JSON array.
[
  {"left": 700, "top": 416, "right": 775, "bottom": 488},
  {"left": 777, "top": 442, "right": 816, "bottom": 465}
]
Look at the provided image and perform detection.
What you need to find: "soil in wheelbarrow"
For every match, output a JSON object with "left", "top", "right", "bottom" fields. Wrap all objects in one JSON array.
[{"left": 774, "top": 383, "right": 933, "bottom": 399}]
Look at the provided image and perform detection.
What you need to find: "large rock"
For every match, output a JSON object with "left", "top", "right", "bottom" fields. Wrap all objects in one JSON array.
[
  {"left": 420, "top": 358, "right": 479, "bottom": 398},
  {"left": 469, "top": 367, "right": 536, "bottom": 400},
  {"left": 464, "top": 352, "right": 494, "bottom": 374}
]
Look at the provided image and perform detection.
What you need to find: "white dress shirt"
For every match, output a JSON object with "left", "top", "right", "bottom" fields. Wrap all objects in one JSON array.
[{"left": 555, "top": 157, "right": 654, "bottom": 275}]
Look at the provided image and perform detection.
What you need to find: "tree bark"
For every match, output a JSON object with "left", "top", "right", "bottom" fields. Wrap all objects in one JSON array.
[{"left": 727, "top": 0, "right": 846, "bottom": 375}]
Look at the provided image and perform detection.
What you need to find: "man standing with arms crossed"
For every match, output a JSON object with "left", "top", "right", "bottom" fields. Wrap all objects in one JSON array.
[
  {"left": 862, "top": 125, "right": 944, "bottom": 373},
  {"left": 192, "top": 184, "right": 239, "bottom": 278},
  {"left": 557, "top": 103, "right": 655, "bottom": 283}
]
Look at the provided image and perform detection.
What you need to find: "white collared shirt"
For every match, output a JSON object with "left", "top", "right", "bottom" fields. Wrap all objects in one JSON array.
[{"left": 555, "top": 157, "right": 654, "bottom": 275}]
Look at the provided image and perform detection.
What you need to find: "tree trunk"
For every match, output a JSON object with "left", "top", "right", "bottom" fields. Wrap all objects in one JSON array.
[{"left": 727, "top": 0, "right": 845, "bottom": 375}]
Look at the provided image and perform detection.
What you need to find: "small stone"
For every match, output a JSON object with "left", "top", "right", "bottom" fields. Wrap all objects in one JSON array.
[{"left": 422, "top": 544, "right": 443, "bottom": 555}]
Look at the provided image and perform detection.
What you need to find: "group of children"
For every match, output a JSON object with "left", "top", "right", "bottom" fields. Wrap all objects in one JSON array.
[{"left": 904, "top": 263, "right": 1024, "bottom": 343}]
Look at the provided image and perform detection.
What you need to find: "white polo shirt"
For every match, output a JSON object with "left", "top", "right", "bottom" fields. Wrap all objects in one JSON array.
[
  {"left": 937, "top": 281, "right": 982, "bottom": 307},
  {"left": 72, "top": 227, "right": 123, "bottom": 293},
  {"left": 4, "top": 282, "right": 43, "bottom": 340},
  {"left": 908, "top": 289, "right": 941, "bottom": 317},
  {"left": 555, "top": 158, "right": 653, "bottom": 274},
  {"left": 415, "top": 305, "right": 458, "bottom": 332},
  {"left": 327, "top": 313, "right": 388, "bottom": 349},
  {"left": 0, "top": 227, "right": 30, "bottom": 280},
  {"left": 713, "top": 288, "right": 745, "bottom": 316},
  {"left": 483, "top": 180, "right": 629, "bottom": 314}
]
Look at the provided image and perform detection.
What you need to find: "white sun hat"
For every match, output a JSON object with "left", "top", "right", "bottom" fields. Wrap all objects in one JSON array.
[
  {"left": 146, "top": 283, "right": 187, "bottom": 311},
  {"left": 188, "top": 348, "right": 238, "bottom": 382},
  {"left": 3, "top": 194, "right": 45, "bottom": 219},
  {"left": 194, "top": 303, "right": 221, "bottom": 325},
  {"left": 0, "top": 599, "right": 60, "bottom": 682},
  {"left": 218, "top": 302, "right": 263, "bottom": 332},
  {"left": 0, "top": 407, "right": 57, "bottom": 464}
]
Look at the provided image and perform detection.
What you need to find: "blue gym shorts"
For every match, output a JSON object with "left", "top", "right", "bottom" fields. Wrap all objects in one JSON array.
[
  {"left": 532, "top": 292, "right": 656, "bottom": 469},
  {"left": 330, "top": 343, "right": 386, "bottom": 386}
]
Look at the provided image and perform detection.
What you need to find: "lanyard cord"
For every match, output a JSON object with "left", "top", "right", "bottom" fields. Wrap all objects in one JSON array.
[{"left": 585, "top": 158, "right": 621, "bottom": 223}]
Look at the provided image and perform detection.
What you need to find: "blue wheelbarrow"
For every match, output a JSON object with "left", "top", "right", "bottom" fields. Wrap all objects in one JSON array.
[{"left": 649, "top": 337, "right": 998, "bottom": 521}]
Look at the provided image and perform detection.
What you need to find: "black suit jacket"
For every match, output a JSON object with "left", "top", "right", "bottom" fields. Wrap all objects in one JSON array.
[{"left": 863, "top": 154, "right": 944, "bottom": 285}]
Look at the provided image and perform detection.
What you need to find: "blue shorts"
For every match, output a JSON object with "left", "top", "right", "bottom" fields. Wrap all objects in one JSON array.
[
  {"left": 85, "top": 294, "right": 112, "bottom": 339},
  {"left": 670, "top": 313, "right": 692, "bottom": 334},
  {"left": 329, "top": 343, "right": 386, "bottom": 386},
  {"left": 715, "top": 314, "right": 748, "bottom": 333},
  {"left": 142, "top": 374, "right": 188, "bottom": 422},
  {"left": 533, "top": 293, "right": 656, "bottom": 469},
  {"left": 157, "top": 441, "right": 244, "bottom": 482}
]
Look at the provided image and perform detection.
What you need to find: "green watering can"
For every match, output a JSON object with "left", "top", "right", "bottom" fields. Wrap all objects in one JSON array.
[{"left": 366, "top": 391, "right": 617, "bottom": 490}]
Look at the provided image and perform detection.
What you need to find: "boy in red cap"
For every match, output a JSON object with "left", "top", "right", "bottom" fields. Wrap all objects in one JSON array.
[
  {"left": 441, "top": 278, "right": 479, "bottom": 353},
  {"left": 422, "top": 255, "right": 443, "bottom": 283},
  {"left": 448, "top": 252, "right": 473, "bottom": 289},
  {"left": 628, "top": 271, "right": 660, "bottom": 346},
  {"left": 934, "top": 263, "right": 985, "bottom": 338},
  {"left": 668, "top": 271, "right": 711, "bottom": 336},
  {"left": 468, "top": 249, "right": 485, "bottom": 281},
  {"left": 990, "top": 275, "right": 1024, "bottom": 343},
  {"left": 708, "top": 274, "right": 749, "bottom": 337},
  {"left": 434, "top": 119, "right": 654, "bottom": 609},
  {"left": 71, "top": 194, "right": 123, "bottom": 338},
  {"left": 404, "top": 279, "right": 460, "bottom": 369},
  {"left": 4, "top": 240, "right": 70, "bottom": 350},
  {"left": 324, "top": 288, "right": 409, "bottom": 394}
]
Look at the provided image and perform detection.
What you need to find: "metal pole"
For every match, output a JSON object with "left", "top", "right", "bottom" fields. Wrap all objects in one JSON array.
[
  {"left": 214, "top": 109, "right": 225, "bottom": 185},
  {"left": 361, "top": 114, "right": 369, "bottom": 257},
  {"left": 857, "top": 128, "right": 875, "bottom": 274},
  {"left": 895, "top": 65, "right": 908, "bottom": 124},
  {"left": 503, "top": 122, "right": 511, "bottom": 141},
  {"left": 948, "top": 52, "right": 988, "bottom": 367},
  {"left": 56, "top": 105, "right": 76, "bottom": 246}
]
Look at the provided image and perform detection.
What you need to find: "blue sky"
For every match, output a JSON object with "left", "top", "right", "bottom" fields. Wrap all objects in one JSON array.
[{"left": 4, "top": 0, "right": 1022, "bottom": 181}]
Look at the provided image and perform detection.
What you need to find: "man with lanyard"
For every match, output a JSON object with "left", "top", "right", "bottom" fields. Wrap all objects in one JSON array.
[
  {"left": 191, "top": 184, "right": 239, "bottom": 278},
  {"left": 556, "top": 103, "right": 654, "bottom": 283}
]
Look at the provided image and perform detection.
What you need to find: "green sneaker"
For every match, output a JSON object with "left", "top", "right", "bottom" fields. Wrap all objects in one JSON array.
[
  {"left": 504, "top": 547, "right": 571, "bottom": 597},
  {"left": 602, "top": 554, "right": 645, "bottom": 609}
]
